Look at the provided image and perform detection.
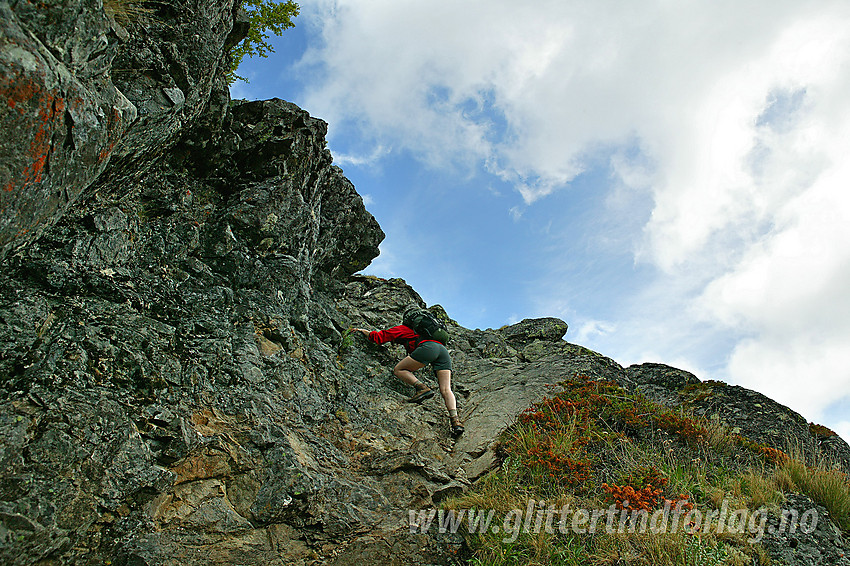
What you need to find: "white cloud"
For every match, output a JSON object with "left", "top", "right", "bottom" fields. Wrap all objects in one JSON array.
[
  {"left": 697, "top": 161, "right": 850, "bottom": 419},
  {"left": 837, "top": 422, "right": 850, "bottom": 444},
  {"left": 574, "top": 319, "right": 617, "bottom": 345},
  {"left": 331, "top": 144, "right": 391, "bottom": 168},
  {"left": 725, "top": 335, "right": 850, "bottom": 421},
  {"left": 642, "top": 14, "right": 850, "bottom": 271},
  {"left": 360, "top": 242, "right": 399, "bottom": 278},
  {"left": 294, "top": 0, "right": 850, "bottom": 435},
  {"left": 229, "top": 78, "right": 256, "bottom": 100}
]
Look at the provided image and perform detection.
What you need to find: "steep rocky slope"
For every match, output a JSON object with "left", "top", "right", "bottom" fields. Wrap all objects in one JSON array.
[{"left": 1, "top": 1, "right": 848, "bottom": 564}]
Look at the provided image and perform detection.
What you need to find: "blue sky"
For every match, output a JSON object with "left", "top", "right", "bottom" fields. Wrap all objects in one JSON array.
[{"left": 232, "top": 0, "right": 850, "bottom": 442}]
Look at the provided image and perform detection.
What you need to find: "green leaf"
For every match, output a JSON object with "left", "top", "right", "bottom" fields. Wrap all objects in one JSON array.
[{"left": 228, "top": 0, "right": 300, "bottom": 84}]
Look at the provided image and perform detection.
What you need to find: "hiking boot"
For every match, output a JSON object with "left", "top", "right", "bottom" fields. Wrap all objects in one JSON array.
[
  {"left": 407, "top": 387, "right": 435, "bottom": 403},
  {"left": 450, "top": 416, "right": 465, "bottom": 436}
]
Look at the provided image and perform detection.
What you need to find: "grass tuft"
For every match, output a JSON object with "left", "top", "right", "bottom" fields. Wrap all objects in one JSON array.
[
  {"left": 103, "top": 0, "right": 151, "bottom": 24},
  {"left": 780, "top": 446, "right": 850, "bottom": 531}
]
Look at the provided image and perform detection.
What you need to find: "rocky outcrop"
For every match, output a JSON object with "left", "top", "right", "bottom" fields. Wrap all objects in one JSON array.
[
  {"left": 1, "top": 1, "right": 849, "bottom": 564},
  {"left": 625, "top": 363, "right": 850, "bottom": 471},
  {"left": 0, "top": 0, "right": 242, "bottom": 260}
]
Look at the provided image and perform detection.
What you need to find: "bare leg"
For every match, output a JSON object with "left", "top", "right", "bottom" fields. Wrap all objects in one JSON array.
[
  {"left": 438, "top": 369, "right": 463, "bottom": 435},
  {"left": 394, "top": 356, "right": 426, "bottom": 387},
  {"left": 436, "top": 369, "right": 457, "bottom": 413}
]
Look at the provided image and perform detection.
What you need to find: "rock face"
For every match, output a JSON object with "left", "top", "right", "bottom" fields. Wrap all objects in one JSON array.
[
  {"left": 1, "top": 1, "right": 848, "bottom": 565},
  {"left": 0, "top": 0, "right": 241, "bottom": 259}
]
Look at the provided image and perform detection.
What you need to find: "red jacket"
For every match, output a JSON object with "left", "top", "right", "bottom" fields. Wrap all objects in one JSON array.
[{"left": 367, "top": 325, "right": 439, "bottom": 354}]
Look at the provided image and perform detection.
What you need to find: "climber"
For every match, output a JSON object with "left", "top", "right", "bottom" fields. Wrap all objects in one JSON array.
[{"left": 353, "top": 316, "right": 464, "bottom": 437}]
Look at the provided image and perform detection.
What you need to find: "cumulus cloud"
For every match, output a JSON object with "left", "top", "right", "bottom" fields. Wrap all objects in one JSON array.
[
  {"left": 293, "top": 0, "right": 850, "bottom": 435},
  {"left": 697, "top": 159, "right": 850, "bottom": 419},
  {"left": 331, "top": 144, "right": 391, "bottom": 168}
]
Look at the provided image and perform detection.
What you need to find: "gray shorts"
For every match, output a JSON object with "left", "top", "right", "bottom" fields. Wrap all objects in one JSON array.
[{"left": 410, "top": 341, "right": 452, "bottom": 373}]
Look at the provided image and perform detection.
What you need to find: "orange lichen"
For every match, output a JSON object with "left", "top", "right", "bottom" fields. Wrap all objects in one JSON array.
[{"left": 1, "top": 67, "right": 62, "bottom": 191}]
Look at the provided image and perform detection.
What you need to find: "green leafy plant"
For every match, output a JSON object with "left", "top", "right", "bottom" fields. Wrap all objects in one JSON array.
[
  {"left": 229, "top": 0, "right": 300, "bottom": 84},
  {"left": 335, "top": 327, "right": 357, "bottom": 368}
]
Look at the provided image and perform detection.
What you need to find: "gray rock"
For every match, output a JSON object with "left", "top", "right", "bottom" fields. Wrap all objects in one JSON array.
[
  {"left": 760, "top": 494, "right": 850, "bottom": 566},
  {"left": 1, "top": 2, "right": 848, "bottom": 564},
  {"left": 0, "top": 0, "right": 135, "bottom": 258},
  {"left": 500, "top": 316, "right": 568, "bottom": 346}
]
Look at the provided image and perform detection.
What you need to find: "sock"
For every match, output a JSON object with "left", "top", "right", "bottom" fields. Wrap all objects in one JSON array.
[
  {"left": 448, "top": 409, "right": 458, "bottom": 419},
  {"left": 414, "top": 381, "right": 428, "bottom": 391}
]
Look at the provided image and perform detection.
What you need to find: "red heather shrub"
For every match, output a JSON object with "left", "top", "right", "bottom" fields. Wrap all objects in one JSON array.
[
  {"left": 653, "top": 411, "right": 708, "bottom": 445},
  {"left": 809, "top": 423, "right": 838, "bottom": 438},
  {"left": 602, "top": 467, "right": 693, "bottom": 512}
]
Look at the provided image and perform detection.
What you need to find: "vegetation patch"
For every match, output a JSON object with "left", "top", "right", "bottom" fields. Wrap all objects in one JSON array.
[
  {"left": 809, "top": 422, "right": 839, "bottom": 438},
  {"left": 228, "top": 0, "right": 299, "bottom": 84},
  {"left": 103, "top": 0, "right": 151, "bottom": 23},
  {"left": 444, "top": 374, "right": 850, "bottom": 565}
]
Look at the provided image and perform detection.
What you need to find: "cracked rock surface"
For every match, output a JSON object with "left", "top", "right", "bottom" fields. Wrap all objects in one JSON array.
[{"left": 2, "top": 1, "right": 849, "bottom": 564}]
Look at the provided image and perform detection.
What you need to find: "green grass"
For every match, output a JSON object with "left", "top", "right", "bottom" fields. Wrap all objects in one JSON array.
[
  {"left": 443, "top": 374, "right": 847, "bottom": 565},
  {"left": 779, "top": 447, "right": 850, "bottom": 531}
]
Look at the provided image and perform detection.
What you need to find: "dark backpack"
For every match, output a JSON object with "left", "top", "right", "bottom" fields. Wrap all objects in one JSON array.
[{"left": 403, "top": 308, "right": 450, "bottom": 345}]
